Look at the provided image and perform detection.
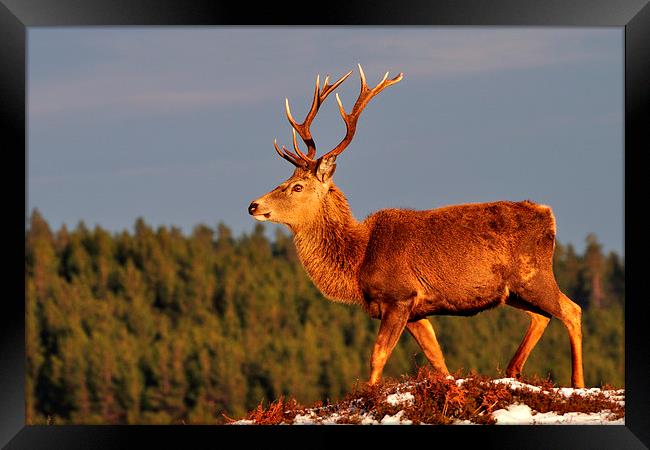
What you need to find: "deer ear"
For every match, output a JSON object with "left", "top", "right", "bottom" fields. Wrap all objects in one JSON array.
[{"left": 315, "top": 157, "right": 337, "bottom": 183}]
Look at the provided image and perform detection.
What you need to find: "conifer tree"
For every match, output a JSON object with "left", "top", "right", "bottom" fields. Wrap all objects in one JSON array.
[{"left": 584, "top": 233, "right": 605, "bottom": 308}]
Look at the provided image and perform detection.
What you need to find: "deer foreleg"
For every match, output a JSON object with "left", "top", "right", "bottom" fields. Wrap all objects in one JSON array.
[
  {"left": 369, "top": 303, "right": 410, "bottom": 385},
  {"left": 406, "top": 318, "right": 449, "bottom": 374}
]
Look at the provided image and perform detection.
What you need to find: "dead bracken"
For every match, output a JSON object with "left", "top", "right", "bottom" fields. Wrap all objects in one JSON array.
[{"left": 231, "top": 368, "right": 624, "bottom": 425}]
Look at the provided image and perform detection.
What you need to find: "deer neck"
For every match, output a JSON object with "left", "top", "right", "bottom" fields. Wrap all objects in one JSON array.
[{"left": 292, "top": 187, "right": 367, "bottom": 304}]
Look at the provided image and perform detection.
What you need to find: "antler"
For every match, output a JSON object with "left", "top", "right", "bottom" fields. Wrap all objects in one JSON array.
[
  {"left": 321, "top": 64, "right": 403, "bottom": 161},
  {"left": 274, "top": 65, "right": 403, "bottom": 169},
  {"left": 275, "top": 70, "right": 352, "bottom": 169}
]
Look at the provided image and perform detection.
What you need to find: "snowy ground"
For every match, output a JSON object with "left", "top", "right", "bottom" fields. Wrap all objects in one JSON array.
[
  {"left": 231, "top": 377, "right": 624, "bottom": 425},
  {"left": 488, "top": 378, "right": 625, "bottom": 425}
]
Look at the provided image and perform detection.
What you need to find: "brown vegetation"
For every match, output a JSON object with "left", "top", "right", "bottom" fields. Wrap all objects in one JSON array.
[
  {"left": 235, "top": 368, "right": 624, "bottom": 425},
  {"left": 239, "top": 396, "right": 303, "bottom": 425}
]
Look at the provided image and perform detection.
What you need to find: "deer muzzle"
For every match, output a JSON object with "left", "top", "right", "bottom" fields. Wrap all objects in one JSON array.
[{"left": 248, "top": 201, "right": 271, "bottom": 221}]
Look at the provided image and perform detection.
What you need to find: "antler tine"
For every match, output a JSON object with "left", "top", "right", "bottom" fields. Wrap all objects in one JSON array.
[
  {"left": 320, "top": 70, "right": 353, "bottom": 100},
  {"left": 274, "top": 139, "right": 308, "bottom": 169},
  {"left": 284, "top": 70, "right": 353, "bottom": 162},
  {"left": 321, "top": 64, "right": 403, "bottom": 161},
  {"left": 291, "top": 128, "right": 311, "bottom": 162},
  {"left": 358, "top": 63, "right": 368, "bottom": 91}
]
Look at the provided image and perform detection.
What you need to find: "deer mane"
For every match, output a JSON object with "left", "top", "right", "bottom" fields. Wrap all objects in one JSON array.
[{"left": 292, "top": 185, "right": 368, "bottom": 304}]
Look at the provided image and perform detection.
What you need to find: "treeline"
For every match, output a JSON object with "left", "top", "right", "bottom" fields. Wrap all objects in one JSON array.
[{"left": 25, "top": 210, "right": 624, "bottom": 424}]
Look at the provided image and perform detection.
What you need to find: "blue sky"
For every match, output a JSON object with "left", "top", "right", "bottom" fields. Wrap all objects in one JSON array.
[{"left": 28, "top": 27, "right": 623, "bottom": 255}]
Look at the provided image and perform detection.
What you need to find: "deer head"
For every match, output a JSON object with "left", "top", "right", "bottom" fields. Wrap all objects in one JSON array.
[{"left": 248, "top": 65, "right": 403, "bottom": 231}]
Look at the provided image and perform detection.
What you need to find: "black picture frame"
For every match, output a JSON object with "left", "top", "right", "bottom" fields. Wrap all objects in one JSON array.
[{"left": 2, "top": 0, "right": 648, "bottom": 448}]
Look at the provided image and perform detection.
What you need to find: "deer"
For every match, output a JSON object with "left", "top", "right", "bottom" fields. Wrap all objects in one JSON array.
[{"left": 248, "top": 65, "right": 585, "bottom": 388}]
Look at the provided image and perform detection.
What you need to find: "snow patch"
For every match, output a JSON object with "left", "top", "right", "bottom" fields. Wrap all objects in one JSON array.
[
  {"left": 380, "top": 410, "right": 412, "bottom": 425},
  {"left": 386, "top": 391, "right": 414, "bottom": 406},
  {"left": 229, "top": 419, "right": 256, "bottom": 425},
  {"left": 493, "top": 403, "right": 624, "bottom": 425}
]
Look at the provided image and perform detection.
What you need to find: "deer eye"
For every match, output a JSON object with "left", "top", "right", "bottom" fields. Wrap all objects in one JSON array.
[{"left": 292, "top": 184, "right": 303, "bottom": 192}]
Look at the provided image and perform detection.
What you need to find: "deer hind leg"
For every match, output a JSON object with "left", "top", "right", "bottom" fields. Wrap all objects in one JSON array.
[
  {"left": 369, "top": 303, "right": 410, "bottom": 385},
  {"left": 505, "top": 296, "right": 551, "bottom": 379},
  {"left": 513, "top": 276, "right": 585, "bottom": 388},
  {"left": 557, "top": 292, "right": 585, "bottom": 388},
  {"left": 406, "top": 318, "right": 449, "bottom": 375}
]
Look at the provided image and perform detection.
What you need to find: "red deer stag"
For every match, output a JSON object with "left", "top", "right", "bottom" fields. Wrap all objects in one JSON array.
[{"left": 248, "top": 65, "right": 584, "bottom": 388}]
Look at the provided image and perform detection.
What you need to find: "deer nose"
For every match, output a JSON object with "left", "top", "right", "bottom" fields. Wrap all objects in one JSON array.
[{"left": 248, "top": 202, "right": 259, "bottom": 215}]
